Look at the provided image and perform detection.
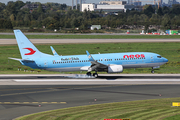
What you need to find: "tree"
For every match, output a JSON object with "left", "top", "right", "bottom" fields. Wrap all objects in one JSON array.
[
  {"left": 32, "top": 10, "right": 39, "bottom": 20},
  {"left": 161, "top": 14, "right": 171, "bottom": 30},
  {"left": 0, "top": 19, "right": 13, "bottom": 29},
  {"left": 0, "top": 3, "right": 6, "bottom": 13},
  {"left": 157, "top": 7, "right": 163, "bottom": 16},
  {"left": 71, "top": 17, "right": 81, "bottom": 28},
  {"left": 143, "top": 5, "right": 155, "bottom": 17},
  {"left": 10, "top": 14, "right": 15, "bottom": 21},
  {"left": 150, "top": 14, "right": 161, "bottom": 25},
  {"left": 37, "top": 3, "right": 44, "bottom": 13},
  {"left": 14, "top": 1, "right": 25, "bottom": 10},
  {"left": 24, "top": 14, "right": 30, "bottom": 21},
  {"left": 24, "top": 14, "right": 30, "bottom": 26},
  {"left": 42, "top": 17, "right": 52, "bottom": 27},
  {"left": 3, "top": 19, "right": 13, "bottom": 29},
  {"left": 6, "top": 1, "right": 16, "bottom": 15},
  {"left": 162, "top": 6, "right": 170, "bottom": 15},
  {"left": 171, "top": 4, "right": 180, "bottom": 15}
]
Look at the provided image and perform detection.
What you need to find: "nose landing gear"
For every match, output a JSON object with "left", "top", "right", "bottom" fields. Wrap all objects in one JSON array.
[{"left": 151, "top": 67, "right": 154, "bottom": 73}]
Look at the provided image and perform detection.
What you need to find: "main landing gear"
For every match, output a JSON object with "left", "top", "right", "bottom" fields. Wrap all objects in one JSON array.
[
  {"left": 151, "top": 67, "right": 154, "bottom": 73},
  {"left": 86, "top": 72, "right": 98, "bottom": 78}
]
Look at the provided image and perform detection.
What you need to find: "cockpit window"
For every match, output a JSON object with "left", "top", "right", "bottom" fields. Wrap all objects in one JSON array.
[{"left": 157, "top": 56, "right": 162, "bottom": 58}]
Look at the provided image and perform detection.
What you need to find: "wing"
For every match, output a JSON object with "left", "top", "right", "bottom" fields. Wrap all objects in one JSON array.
[{"left": 86, "top": 51, "right": 107, "bottom": 72}]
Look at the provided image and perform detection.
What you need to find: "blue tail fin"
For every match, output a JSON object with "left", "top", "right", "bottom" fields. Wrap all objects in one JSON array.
[{"left": 14, "top": 30, "right": 52, "bottom": 59}]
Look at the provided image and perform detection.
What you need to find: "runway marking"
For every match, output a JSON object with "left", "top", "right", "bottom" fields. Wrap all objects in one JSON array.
[
  {"left": 0, "top": 102, "right": 66, "bottom": 104},
  {"left": 0, "top": 89, "right": 68, "bottom": 96},
  {"left": 4, "top": 102, "right": 11, "bottom": 104},
  {"left": 0, "top": 85, "right": 115, "bottom": 97},
  {"left": 23, "top": 102, "right": 29, "bottom": 103},
  {"left": 14, "top": 102, "right": 19, "bottom": 104},
  {"left": 42, "top": 102, "right": 48, "bottom": 103},
  {"left": 0, "top": 86, "right": 110, "bottom": 92},
  {"left": 51, "top": 102, "right": 57, "bottom": 103},
  {"left": 32, "top": 102, "right": 38, "bottom": 103}
]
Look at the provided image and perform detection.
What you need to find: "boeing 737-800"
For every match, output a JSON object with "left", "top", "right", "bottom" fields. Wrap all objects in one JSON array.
[{"left": 9, "top": 30, "right": 168, "bottom": 77}]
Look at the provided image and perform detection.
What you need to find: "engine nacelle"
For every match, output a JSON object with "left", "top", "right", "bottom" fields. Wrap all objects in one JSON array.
[{"left": 108, "top": 65, "right": 123, "bottom": 73}]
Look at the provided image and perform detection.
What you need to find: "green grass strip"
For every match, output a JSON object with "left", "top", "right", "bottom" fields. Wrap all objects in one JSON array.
[
  {"left": 162, "top": 112, "right": 180, "bottom": 120},
  {"left": 151, "top": 111, "right": 180, "bottom": 120},
  {"left": 1, "top": 34, "right": 180, "bottom": 39},
  {"left": 135, "top": 109, "right": 177, "bottom": 120},
  {"left": 16, "top": 97, "right": 180, "bottom": 120}
]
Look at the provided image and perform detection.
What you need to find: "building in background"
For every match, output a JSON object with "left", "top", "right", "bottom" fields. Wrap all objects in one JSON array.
[
  {"left": 99, "top": 1, "right": 127, "bottom": 5},
  {"left": 91, "top": 25, "right": 101, "bottom": 30},
  {"left": 72, "top": 0, "right": 82, "bottom": 11},
  {"left": 82, "top": 1, "right": 134, "bottom": 13},
  {"left": 168, "top": 0, "right": 180, "bottom": 6}
]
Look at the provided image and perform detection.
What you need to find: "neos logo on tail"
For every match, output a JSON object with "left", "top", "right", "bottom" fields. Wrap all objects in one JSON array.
[{"left": 23, "top": 48, "right": 36, "bottom": 55}]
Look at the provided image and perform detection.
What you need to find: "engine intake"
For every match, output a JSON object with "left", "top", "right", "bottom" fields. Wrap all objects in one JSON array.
[{"left": 108, "top": 65, "right": 123, "bottom": 73}]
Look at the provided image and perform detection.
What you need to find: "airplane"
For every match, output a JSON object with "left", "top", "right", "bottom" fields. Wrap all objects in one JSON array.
[{"left": 9, "top": 30, "right": 168, "bottom": 77}]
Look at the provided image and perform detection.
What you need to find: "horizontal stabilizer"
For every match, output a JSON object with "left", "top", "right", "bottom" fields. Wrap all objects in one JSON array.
[{"left": 8, "top": 57, "right": 34, "bottom": 62}]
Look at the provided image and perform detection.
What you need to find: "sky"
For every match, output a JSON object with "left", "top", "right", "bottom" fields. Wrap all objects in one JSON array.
[{"left": 1, "top": 0, "right": 101, "bottom": 5}]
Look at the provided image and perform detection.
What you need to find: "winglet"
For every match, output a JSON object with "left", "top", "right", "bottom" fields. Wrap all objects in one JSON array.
[
  {"left": 86, "top": 51, "right": 95, "bottom": 62},
  {"left": 50, "top": 46, "right": 59, "bottom": 56}
]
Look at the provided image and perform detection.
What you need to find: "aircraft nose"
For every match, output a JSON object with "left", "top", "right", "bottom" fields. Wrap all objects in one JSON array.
[{"left": 163, "top": 58, "right": 168, "bottom": 62}]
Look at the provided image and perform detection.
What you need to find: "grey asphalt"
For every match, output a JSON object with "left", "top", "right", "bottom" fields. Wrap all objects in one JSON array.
[
  {"left": 0, "top": 84, "right": 180, "bottom": 120},
  {"left": 1, "top": 39, "right": 180, "bottom": 45},
  {"left": 0, "top": 74, "right": 180, "bottom": 119}
]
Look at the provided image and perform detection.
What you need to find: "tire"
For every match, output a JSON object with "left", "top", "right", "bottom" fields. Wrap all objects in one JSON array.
[
  {"left": 93, "top": 73, "right": 98, "bottom": 78},
  {"left": 86, "top": 72, "right": 91, "bottom": 76}
]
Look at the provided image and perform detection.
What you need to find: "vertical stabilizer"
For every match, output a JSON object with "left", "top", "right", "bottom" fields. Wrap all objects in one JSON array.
[{"left": 14, "top": 30, "right": 52, "bottom": 59}]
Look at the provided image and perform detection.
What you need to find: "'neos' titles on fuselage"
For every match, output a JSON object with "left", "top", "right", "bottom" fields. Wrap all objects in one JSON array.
[{"left": 22, "top": 52, "right": 168, "bottom": 72}]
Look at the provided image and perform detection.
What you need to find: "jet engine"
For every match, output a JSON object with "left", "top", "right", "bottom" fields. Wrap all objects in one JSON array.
[{"left": 108, "top": 65, "right": 123, "bottom": 73}]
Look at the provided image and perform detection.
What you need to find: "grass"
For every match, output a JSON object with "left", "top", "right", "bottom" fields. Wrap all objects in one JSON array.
[
  {"left": 1, "top": 42, "right": 180, "bottom": 74},
  {"left": 1, "top": 34, "right": 180, "bottom": 39},
  {"left": 15, "top": 97, "right": 180, "bottom": 120}
]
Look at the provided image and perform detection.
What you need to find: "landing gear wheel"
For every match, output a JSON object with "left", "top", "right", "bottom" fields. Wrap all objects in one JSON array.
[
  {"left": 151, "top": 70, "right": 154, "bottom": 73},
  {"left": 93, "top": 73, "right": 98, "bottom": 78},
  {"left": 86, "top": 72, "right": 91, "bottom": 76}
]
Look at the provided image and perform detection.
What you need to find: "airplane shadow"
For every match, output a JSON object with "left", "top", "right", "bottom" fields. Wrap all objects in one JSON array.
[
  {"left": 98, "top": 75, "right": 180, "bottom": 79},
  {"left": 1, "top": 75, "right": 180, "bottom": 80}
]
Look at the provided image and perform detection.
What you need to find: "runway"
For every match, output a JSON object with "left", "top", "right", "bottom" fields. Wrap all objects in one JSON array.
[
  {"left": 0, "top": 74, "right": 180, "bottom": 120},
  {"left": 1, "top": 39, "right": 180, "bottom": 45},
  {"left": 1, "top": 74, "right": 180, "bottom": 85}
]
